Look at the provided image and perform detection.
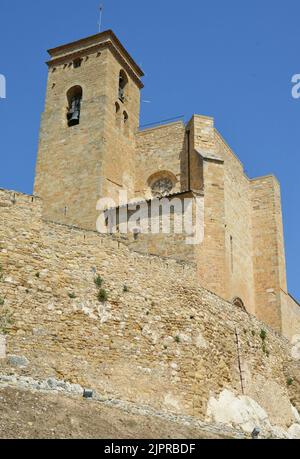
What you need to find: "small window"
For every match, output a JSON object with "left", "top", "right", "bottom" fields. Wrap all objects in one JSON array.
[
  {"left": 123, "top": 111, "right": 129, "bottom": 135},
  {"left": 119, "top": 70, "right": 128, "bottom": 103},
  {"left": 73, "top": 58, "right": 83, "bottom": 69},
  {"left": 66, "top": 86, "right": 83, "bottom": 127},
  {"left": 115, "top": 102, "right": 121, "bottom": 128}
]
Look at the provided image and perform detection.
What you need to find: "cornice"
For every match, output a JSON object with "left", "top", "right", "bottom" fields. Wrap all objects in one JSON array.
[{"left": 47, "top": 42, "right": 144, "bottom": 89}]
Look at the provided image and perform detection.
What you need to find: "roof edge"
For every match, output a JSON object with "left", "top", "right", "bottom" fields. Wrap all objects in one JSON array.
[{"left": 47, "top": 29, "right": 144, "bottom": 78}]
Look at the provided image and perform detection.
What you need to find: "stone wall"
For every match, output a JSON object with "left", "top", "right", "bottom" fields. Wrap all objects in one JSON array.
[
  {"left": 112, "top": 192, "right": 201, "bottom": 263},
  {"left": 195, "top": 157, "right": 227, "bottom": 300},
  {"left": 134, "top": 116, "right": 296, "bottom": 332},
  {"left": 1, "top": 188, "right": 300, "bottom": 436},
  {"left": 216, "top": 132, "right": 256, "bottom": 315},
  {"left": 135, "top": 122, "right": 187, "bottom": 198},
  {"left": 282, "top": 294, "right": 300, "bottom": 341},
  {"left": 251, "top": 176, "right": 287, "bottom": 332},
  {"left": 0, "top": 335, "right": 6, "bottom": 359}
]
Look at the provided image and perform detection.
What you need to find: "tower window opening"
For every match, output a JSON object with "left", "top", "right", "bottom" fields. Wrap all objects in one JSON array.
[
  {"left": 115, "top": 102, "right": 121, "bottom": 128},
  {"left": 67, "top": 86, "right": 83, "bottom": 127},
  {"left": 123, "top": 111, "right": 129, "bottom": 135},
  {"left": 73, "top": 58, "right": 83, "bottom": 69},
  {"left": 119, "top": 70, "right": 128, "bottom": 103}
]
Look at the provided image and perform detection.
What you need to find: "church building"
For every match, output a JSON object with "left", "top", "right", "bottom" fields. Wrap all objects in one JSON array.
[{"left": 34, "top": 30, "right": 299, "bottom": 336}]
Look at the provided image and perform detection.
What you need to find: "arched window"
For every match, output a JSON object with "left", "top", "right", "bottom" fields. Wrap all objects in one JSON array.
[
  {"left": 66, "top": 86, "right": 83, "bottom": 127},
  {"left": 119, "top": 70, "right": 128, "bottom": 103},
  {"left": 232, "top": 297, "right": 246, "bottom": 311}
]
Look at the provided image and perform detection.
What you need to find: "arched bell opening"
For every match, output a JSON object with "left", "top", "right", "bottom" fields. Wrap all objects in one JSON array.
[{"left": 66, "top": 86, "right": 83, "bottom": 127}]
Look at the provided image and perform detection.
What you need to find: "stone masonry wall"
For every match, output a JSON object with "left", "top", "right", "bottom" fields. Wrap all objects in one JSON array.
[
  {"left": 1, "top": 188, "right": 300, "bottom": 434},
  {"left": 282, "top": 294, "right": 300, "bottom": 341},
  {"left": 116, "top": 192, "right": 200, "bottom": 263},
  {"left": 195, "top": 158, "right": 227, "bottom": 300},
  {"left": 135, "top": 122, "right": 187, "bottom": 198},
  {"left": 251, "top": 176, "right": 287, "bottom": 333},
  {"left": 216, "top": 132, "right": 256, "bottom": 315}
]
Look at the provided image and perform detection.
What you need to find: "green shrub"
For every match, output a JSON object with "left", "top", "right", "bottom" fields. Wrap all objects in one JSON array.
[
  {"left": 97, "top": 289, "right": 108, "bottom": 303},
  {"left": 260, "top": 329, "right": 267, "bottom": 341},
  {"left": 287, "top": 378, "right": 294, "bottom": 387},
  {"left": 174, "top": 335, "right": 181, "bottom": 343},
  {"left": 0, "top": 297, "right": 4, "bottom": 306},
  {"left": 68, "top": 292, "right": 76, "bottom": 299},
  {"left": 94, "top": 275, "right": 103, "bottom": 288},
  {"left": 123, "top": 285, "right": 129, "bottom": 293}
]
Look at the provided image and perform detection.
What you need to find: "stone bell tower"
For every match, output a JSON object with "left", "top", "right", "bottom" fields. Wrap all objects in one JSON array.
[{"left": 34, "top": 30, "right": 144, "bottom": 229}]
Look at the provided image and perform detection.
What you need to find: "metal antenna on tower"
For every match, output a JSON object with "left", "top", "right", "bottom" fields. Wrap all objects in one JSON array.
[{"left": 98, "top": 4, "right": 104, "bottom": 33}]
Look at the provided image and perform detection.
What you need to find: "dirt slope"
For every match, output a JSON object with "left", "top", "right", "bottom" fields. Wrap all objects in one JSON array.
[{"left": 0, "top": 387, "right": 230, "bottom": 439}]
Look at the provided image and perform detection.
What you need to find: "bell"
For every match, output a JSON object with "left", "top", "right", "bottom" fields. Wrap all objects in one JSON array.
[
  {"left": 67, "top": 96, "right": 81, "bottom": 127},
  {"left": 67, "top": 109, "right": 80, "bottom": 127}
]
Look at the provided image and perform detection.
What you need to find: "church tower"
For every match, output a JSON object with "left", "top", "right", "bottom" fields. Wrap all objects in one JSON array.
[{"left": 34, "top": 30, "right": 144, "bottom": 229}]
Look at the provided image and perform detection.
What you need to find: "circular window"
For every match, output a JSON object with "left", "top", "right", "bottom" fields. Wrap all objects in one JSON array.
[{"left": 151, "top": 178, "right": 174, "bottom": 198}]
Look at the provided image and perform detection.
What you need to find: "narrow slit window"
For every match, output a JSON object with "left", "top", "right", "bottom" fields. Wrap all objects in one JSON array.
[
  {"left": 123, "top": 111, "right": 129, "bottom": 135},
  {"left": 115, "top": 102, "right": 121, "bottom": 128}
]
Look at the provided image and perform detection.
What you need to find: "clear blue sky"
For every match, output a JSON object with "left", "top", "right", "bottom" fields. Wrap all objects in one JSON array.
[{"left": 0, "top": 0, "right": 299, "bottom": 299}]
